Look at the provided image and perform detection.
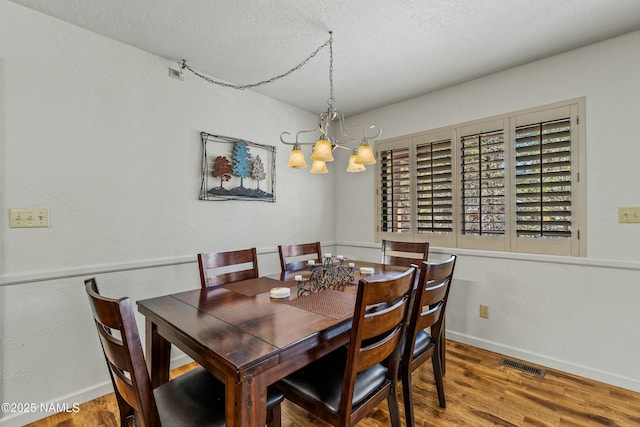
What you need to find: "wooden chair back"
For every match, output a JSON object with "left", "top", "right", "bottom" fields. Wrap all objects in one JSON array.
[
  {"left": 401, "top": 254, "right": 457, "bottom": 425},
  {"left": 278, "top": 241, "right": 322, "bottom": 273},
  {"left": 340, "top": 266, "right": 417, "bottom": 425},
  {"left": 381, "top": 240, "right": 429, "bottom": 267},
  {"left": 197, "top": 247, "right": 259, "bottom": 289},
  {"left": 85, "top": 279, "right": 161, "bottom": 426},
  {"left": 412, "top": 255, "right": 457, "bottom": 336}
]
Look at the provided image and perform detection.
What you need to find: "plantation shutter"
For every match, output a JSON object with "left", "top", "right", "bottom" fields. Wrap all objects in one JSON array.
[
  {"left": 416, "top": 138, "right": 453, "bottom": 234},
  {"left": 375, "top": 99, "right": 583, "bottom": 256},
  {"left": 515, "top": 118, "right": 572, "bottom": 239},
  {"left": 460, "top": 128, "right": 506, "bottom": 236},
  {"left": 379, "top": 143, "right": 411, "bottom": 234}
]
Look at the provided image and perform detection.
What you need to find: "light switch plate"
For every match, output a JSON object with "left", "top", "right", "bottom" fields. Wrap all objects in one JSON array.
[
  {"left": 9, "top": 208, "right": 49, "bottom": 228},
  {"left": 618, "top": 207, "right": 640, "bottom": 223}
]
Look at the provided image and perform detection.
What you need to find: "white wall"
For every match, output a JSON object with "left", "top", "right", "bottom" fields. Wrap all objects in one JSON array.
[
  {"left": 0, "top": 2, "right": 338, "bottom": 426},
  {"left": 336, "top": 29, "right": 640, "bottom": 394}
]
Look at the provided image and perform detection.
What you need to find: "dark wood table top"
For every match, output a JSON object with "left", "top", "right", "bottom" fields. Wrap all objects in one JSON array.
[{"left": 137, "top": 261, "right": 409, "bottom": 426}]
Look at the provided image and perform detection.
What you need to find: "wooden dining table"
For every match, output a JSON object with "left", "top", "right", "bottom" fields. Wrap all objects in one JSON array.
[{"left": 136, "top": 260, "right": 408, "bottom": 427}]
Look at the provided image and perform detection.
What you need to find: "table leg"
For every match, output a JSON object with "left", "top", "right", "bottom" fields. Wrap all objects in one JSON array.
[
  {"left": 145, "top": 319, "right": 171, "bottom": 388},
  {"left": 225, "top": 375, "right": 267, "bottom": 427}
]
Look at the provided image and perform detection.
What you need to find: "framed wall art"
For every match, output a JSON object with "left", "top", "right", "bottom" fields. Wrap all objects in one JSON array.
[{"left": 199, "top": 132, "right": 276, "bottom": 202}]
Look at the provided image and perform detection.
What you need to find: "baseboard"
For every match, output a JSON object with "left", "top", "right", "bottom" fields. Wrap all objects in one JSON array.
[
  {"left": 447, "top": 331, "right": 640, "bottom": 393},
  {"left": 0, "top": 355, "right": 194, "bottom": 427}
]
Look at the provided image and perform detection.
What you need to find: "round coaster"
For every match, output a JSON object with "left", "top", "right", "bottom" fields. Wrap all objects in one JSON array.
[
  {"left": 359, "top": 267, "right": 375, "bottom": 275},
  {"left": 270, "top": 287, "right": 291, "bottom": 298}
]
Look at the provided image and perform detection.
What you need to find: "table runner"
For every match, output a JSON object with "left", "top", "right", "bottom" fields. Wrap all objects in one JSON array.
[
  {"left": 221, "top": 277, "right": 287, "bottom": 296},
  {"left": 284, "top": 289, "right": 356, "bottom": 319}
]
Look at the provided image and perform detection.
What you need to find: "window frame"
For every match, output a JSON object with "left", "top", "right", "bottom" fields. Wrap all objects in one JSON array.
[{"left": 375, "top": 98, "right": 586, "bottom": 257}]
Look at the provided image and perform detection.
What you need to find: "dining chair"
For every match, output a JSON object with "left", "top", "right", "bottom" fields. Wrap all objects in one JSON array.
[
  {"left": 197, "top": 247, "right": 259, "bottom": 289},
  {"left": 84, "top": 278, "right": 283, "bottom": 427},
  {"left": 400, "top": 255, "right": 457, "bottom": 427},
  {"left": 381, "top": 239, "right": 429, "bottom": 267},
  {"left": 276, "top": 266, "right": 417, "bottom": 427},
  {"left": 278, "top": 241, "right": 322, "bottom": 273},
  {"left": 381, "top": 240, "right": 437, "bottom": 370}
]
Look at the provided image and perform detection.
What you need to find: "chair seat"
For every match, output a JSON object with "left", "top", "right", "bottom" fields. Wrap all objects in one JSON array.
[
  {"left": 155, "top": 367, "right": 284, "bottom": 426},
  {"left": 413, "top": 329, "right": 432, "bottom": 358},
  {"left": 277, "top": 346, "right": 389, "bottom": 414}
]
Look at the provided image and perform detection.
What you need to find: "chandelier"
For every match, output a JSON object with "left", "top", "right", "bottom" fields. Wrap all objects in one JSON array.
[
  {"left": 280, "top": 32, "right": 381, "bottom": 173},
  {"left": 178, "top": 32, "right": 380, "bottom": 173}
]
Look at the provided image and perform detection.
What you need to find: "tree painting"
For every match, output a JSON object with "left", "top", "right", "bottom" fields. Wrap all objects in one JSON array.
[
  {"left": 212, "top": 155, "right": 232, "bottom": 189},
  {"left": 200, "top": 132, "right": 275, "bottom": 202},
  {"left": 231, "top": 140, "right": 251, "bottom": 188},
  {"left": 252, "top": 155, "right": 266, "bottom": 190}
]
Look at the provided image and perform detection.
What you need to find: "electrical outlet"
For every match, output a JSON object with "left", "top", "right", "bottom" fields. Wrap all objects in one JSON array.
[
  {"left": 480, "top": 304, "right": 490, "bottom": 319},
  {"left": 618, "top": 207, "right": 640, "bottom": 223},
  {"left": 9, "top": 208, "right": 49, "bottom": 228}
]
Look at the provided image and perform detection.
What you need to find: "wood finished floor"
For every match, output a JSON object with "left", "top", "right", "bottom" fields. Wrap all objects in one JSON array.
[{"left": 26, "top": 341, "right": 640, "bottom": 427}]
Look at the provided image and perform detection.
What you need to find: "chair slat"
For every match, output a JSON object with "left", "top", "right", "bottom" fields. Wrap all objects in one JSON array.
[
  {"left": 278, "top": 242, "right": 322, "bottom": 273},
  {"left": 198, "top": 248, "right": 259, "bottom": 289},
  {"left": 381, "top": 240, "right": 429, "bottom": 267}
]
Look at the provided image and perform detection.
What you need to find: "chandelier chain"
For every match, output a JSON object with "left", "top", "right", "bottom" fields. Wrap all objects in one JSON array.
[
  {"left": 328, "top": 31, "right": 335, "bottom": 107},
  {"left": 180, "top": 36, "right": 331, "bottom": 90}
]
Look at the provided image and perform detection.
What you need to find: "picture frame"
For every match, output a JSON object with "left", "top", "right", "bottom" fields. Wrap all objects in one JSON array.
[{"left": 199, "top": 132, "right": 276, "bottom": 202}]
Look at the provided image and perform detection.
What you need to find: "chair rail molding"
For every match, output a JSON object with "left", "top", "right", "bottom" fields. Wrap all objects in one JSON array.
[{"left": 0, "top": 242, "right": 338, "bottom": 287}]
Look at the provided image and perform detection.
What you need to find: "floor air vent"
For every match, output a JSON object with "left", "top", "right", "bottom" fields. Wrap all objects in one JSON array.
[{"left": 500, "top": 358, "right": 546, "bottom": 378}]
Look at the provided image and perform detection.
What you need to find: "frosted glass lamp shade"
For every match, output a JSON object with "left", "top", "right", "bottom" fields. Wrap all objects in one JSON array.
[
  {"left": 311, "top": 138, "right": 334, "bottom": 162},
  {"left": 288, "top": 147, "right": 307, "bottom": 168},
  {"left": 346, "top": 153, "right": 366, "bottom": 172},
  {"left": 310, "top": 160, "right": 328, "bottom": 174},
  {"left": 355, "top": 142, "right": 376, "bottom": 165}
]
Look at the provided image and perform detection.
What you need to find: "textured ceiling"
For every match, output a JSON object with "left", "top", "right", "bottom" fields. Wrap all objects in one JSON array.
[{"left": 10, "top": 0, "right": 640, "bottom": 115}]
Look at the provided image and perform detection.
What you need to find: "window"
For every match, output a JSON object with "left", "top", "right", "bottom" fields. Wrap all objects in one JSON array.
[
  {"left": 416, "top": 136, "right": 453, "bottom": 235},
  {"left": 461, "top": 128, "right": 505, "bottom": 236},
  {"left": 515, "top": 118, "right": 572, "bottom": 239},
  {"left": 375, "top": 98, "right": 585, "bottom": 256},
  {"left": 379, "top": 140, "right": 411, "bottom": 234}
]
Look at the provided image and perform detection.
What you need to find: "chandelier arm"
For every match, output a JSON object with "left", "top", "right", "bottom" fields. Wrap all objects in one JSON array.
[
  {"left": 280, "top": 129, "right": 320, "bottom": 146},
  {"left": 349, "top": 124, "right": 382, "bottom": 141},
  {"left": 367, "top": 125, "right": 383, "bottom": 140},
  {"left": 318, "top": 111, "right": 331, "bottom": 136},
  {"left": 332, "top": 144, "right": 355, "bottom": 151},
  {"left": 280, "top": 132, "right": 297, "bottom": 145},
  {"left": 331, "top": 108, "right": 383, "bottom": 142},
  {"left": 338, "top": 124, "right": 365, "bottom": 141}
]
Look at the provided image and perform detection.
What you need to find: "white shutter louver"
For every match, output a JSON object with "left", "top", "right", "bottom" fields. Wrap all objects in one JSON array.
[
  {"left": 416, "top": 139, "right": 453, "bottom": 234},
  {"left": 461, "top": 129, "right": 505, "bottom": 236},
  {"left": 379, "top": 146, "right": 411, "bottom": 233}
]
